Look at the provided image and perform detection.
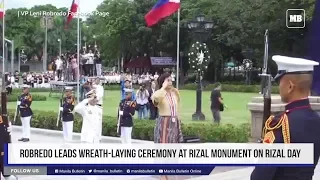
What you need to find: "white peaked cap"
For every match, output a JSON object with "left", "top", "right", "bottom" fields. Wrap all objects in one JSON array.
[
  {"left": 85, "top": 89, "right": 96, "bottom": 97},
  {"left": 124, "top": 88, "right": 133, "bottom": 93},
  {"left": 272, "top": 55, "right": 319, "bottom": 80},
  {"left": 22, "top": 84, "right": 30, "bottom": 88},
  {"left": 65, "top": 86, "right": 73, "bottom": 90}
]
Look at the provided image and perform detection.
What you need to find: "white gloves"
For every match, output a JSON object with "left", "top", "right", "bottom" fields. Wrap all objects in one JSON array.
[
  {"left": 17, "top": 101, "right": 21, "bottom": 105},
  {"left": 7, "top": 121, "right": 12, "bottom": 133},
  {"left": 119, "top": 111, "right": 123, "bottom": 115},
  {"left": 59, "top": 107, "right": 63, "bottom": 111}
]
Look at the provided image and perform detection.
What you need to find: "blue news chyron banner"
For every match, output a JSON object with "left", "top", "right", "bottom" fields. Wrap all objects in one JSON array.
[{"left": 46, "top": 166, "right": 214, "bottom": 175}]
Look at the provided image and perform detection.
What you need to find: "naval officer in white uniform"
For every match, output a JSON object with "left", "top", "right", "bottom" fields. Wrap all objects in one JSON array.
[
  {"left": 74, "top": 89, "right": 102, "bottom": 144},
  {"left": 74, "top": 90, "right": 102, "bottom": 180}
]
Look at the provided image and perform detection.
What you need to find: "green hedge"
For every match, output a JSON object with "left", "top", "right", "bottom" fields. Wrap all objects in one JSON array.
[
  {"left": 9, "top": 109, "right": 250, "bottom": 142},
  {"left": 12, "top": 88, "right": 51, "bottom": 93},
  {"left": 104, "top": 84, "right": 279, "bottom": 93},
  {"left": 7, "top": 93, "right": 47, "bottom": 102}
]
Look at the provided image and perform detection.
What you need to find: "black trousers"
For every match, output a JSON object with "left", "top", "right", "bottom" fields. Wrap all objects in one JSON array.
[
  {"left": 0, "top": 153, "right": 4, "bottom": 176},
  {"left": 57, "top": 69, "right": 62, "bottom": 80},
  {"left": 87, "top": 64, "right": 94, "bottom": 76},
  {"left": 149, "top": 103, "right": 158, "bottom": 120},
  {"left": 6, "top": 87, "right": 12, "bottom": 95},
  {"left": 83, "top": 64, "right": 94, "bottom": 76}
]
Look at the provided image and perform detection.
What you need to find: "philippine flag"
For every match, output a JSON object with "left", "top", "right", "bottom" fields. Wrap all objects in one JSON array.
[
  {"left": 0, "top": 0, "right": 4, "bottom": 19},
  {"left": 145, "top": 0, "right": 180, "bottom": 27},
  {"left": 65, "top": 0, "right": 79, "bottom": 29}
]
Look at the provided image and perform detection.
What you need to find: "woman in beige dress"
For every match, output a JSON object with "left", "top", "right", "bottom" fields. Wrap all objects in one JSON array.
[{"left": 152, "top": 72, "right": 183, "bottom": 180}]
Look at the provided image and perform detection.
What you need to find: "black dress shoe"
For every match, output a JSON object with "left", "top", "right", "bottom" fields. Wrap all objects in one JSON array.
[
  {"left": 18, "top": 138, "right": 25, "bottom": 141},
  {"left": 3, "top": 175, "right": 18, "bottom": 179},
  {"left": 22, "top": 138, "right": 30, "bottom": 142}
]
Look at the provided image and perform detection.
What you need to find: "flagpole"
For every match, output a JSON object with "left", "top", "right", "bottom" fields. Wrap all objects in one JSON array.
[
  {"left": 2, "top": 0, "right": 4, "bottom": 77},
  {"left": 76, "top": 0, "right": 80, "bottom": 103},
  {"left": 176, "top": 8, "right": 180, "bottom": 89}
]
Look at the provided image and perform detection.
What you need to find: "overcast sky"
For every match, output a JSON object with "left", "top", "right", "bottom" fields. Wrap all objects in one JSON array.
[{"left": 7, "top": 0, "right": 104, "bottom": 14}]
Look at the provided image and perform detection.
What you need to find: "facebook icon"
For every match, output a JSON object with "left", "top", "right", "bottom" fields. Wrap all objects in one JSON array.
[{"left": 286, "top": 9, "right": 305, "bottom": 28}]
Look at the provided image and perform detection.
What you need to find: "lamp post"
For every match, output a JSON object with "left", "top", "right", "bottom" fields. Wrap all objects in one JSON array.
[
  {"left": 58, "top": 39, "right": 62, "bottom": 57},
  {"left": 242, "top": 48, "right": 254, "bottom": 85},
  {"left": 83, "top": 36, "right": 87, "bottom": 48},
  {"left": 41, "top": 16, "right": 53, "bottom": 72},
  {"left": 4, "top": 38, "right": 14, "bottom": 73},
  {"left": 187, "top": 14, "right": 213, "bottom": 121},
  {"left": 93, "top": 35, "right": 96, "bottom": 47},
  {"left": 19, "top": 48, "right": 27, "bottom": 72},
  {"left": 179, "top": 51, "right": 184, "bottom": 85}
]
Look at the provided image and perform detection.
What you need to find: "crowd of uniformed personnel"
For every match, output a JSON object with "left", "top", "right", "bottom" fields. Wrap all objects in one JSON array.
[{"left": 5, "top": 71, "right": 55, "bottom": 90}]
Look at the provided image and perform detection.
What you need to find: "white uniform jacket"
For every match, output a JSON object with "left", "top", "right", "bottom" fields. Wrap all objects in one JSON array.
[{"left": 74, "top": 99, "right": 103, "bottom": 143}]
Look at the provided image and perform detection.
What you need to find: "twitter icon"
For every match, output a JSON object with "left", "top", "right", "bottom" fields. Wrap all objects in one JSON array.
[{"left": 88, "top": 169, "right": 93, "bottom": 173}]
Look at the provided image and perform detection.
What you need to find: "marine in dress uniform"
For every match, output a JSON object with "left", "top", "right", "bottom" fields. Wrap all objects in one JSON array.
[
  {"left": 5, "top": 73, "right": 12, "bottom": 95},
  {"left": 38, "top": 75, "right": 43, "bottom": 88},
  {"left": 44, "top": 75, "right": 49, "bottom": 88},
  {"left": 50, "top": 75, "right": 54, "bottom": 82},
  {"left": 118, "top": 88, "right": 136, "bottom": 144},
  {"left": 30, "top": 74, "right": 35, "bottom": 88},
  {"left": 0, "top": 117, "right": 17, "bottom": 179},
  {"left": 22, "top": 74, "right": 27, "bottom": 85},
  {"left": 14, "top": 73, "right": 19, "bottom": 88},
  {"left": 17, "top": 84, "right": 33, "bottom": 142},
  {"left": 34, "top": 75, "right": 38, "bottom": 88},
  {"left": 251, "top": 55, "right": 320, "bottom": 180},
  {"left": 61, "top": 87, "right": 75, "bottom": 142}
]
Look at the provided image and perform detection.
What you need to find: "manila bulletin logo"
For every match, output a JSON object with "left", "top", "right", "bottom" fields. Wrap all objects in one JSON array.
[{"left": 286, "top": 9, "right": 305, "bottom": 28}]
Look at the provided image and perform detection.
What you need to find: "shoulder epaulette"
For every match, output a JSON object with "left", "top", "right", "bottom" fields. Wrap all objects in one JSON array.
[{"left": 263, "top": 113, "right": 290, "bottom": 143}]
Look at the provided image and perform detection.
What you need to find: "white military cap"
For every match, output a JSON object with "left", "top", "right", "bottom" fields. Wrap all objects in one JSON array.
[
  {"left": 65, "top": 86, "right": 73, "bottom": 90},
  {"left": 85, "top": 89, "right": 96, "bottom": 98},
  {"left": 22, "top": 84, "right": 30, "bottom": 88},
  {"left": 124, "top": 88, "right": 133, "bottom": 93},
  {"left": 272, "top": 55, "right": 319, "bottom": 81}
]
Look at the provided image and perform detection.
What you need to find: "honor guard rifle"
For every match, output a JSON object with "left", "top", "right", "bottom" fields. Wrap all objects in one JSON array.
[
  {"left": 13, "top": 96, "right": 20, "bottom": 123},
  {"left": 56, "top": 98, "right": 63, "bottom": 127},
  {"left": 1, "top": 73, "right": 11, "bottom": 143},
  {"left": 259, "top": 29, "right": 272, "bottom": 142},
  {"left": 117, "top": 108, "right": 121, "bottom": 136}
]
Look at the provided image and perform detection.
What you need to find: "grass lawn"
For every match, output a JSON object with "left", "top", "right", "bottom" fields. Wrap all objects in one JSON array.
[{"left": 8, "top": 90, "right": 258, "bottom": 125}]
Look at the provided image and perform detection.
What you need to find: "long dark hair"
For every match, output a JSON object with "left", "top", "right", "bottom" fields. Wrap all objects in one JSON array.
[{"left": 157, "top": 72, "right": 171, "bottom": 89}]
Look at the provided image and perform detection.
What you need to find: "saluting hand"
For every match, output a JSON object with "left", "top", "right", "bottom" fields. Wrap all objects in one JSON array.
[{"left": 162, "top": 80, "right": 169, "bottom": 90}]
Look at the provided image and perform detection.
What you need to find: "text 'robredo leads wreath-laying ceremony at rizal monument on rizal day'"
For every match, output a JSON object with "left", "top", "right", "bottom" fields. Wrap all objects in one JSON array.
[{"left": 2, "top": 0, "right": 320, "bottom": 180}]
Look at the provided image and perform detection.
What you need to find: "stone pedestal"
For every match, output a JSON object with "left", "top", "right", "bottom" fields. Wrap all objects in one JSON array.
[{"left": 247, "top": 96, "right": 320, "bottom": 142}]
